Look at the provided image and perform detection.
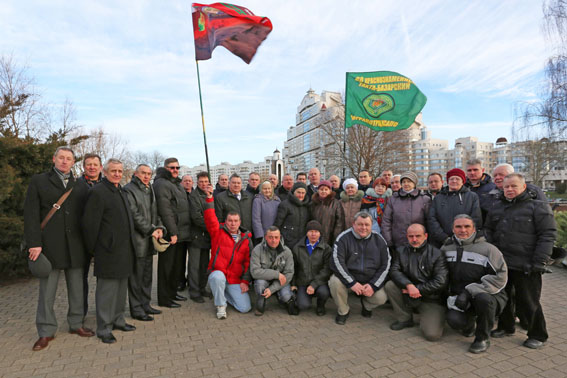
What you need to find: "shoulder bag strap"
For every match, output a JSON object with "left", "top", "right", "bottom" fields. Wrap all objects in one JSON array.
[{"left": 40, "top": 188, "right": 74, "bottom": 230}]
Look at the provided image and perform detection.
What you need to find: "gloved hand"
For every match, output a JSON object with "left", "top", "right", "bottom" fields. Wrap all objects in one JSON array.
[{"left": 455, "top": 291, "right": 471, "bottom": 311}]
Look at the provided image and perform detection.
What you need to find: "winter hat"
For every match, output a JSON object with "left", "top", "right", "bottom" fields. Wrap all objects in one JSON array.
[
  {"left": 373, "top": 178, "right": 389, "bottom": 188},
  {"left": 28, "top": 253, "right": 52, "bottom": 278},
  {"left": 306, "top": 220, "right": 322, "bottom": 233},
  {"left": 400, "top": 171, "right": 418, "bottom": 186},
  {"left": 342, "top": 178, "right": 358, "bottom": 190},
  {"left": 152, "top": 237, "right": 171, "bottom": 253},
  {"left": 291, "top": 182, "right": 308, "bottom": 193},
  {"left": 446, "top": 168, "right": 466, "bottom": 183},
  {"left": 318, "top": 180, "right": 332, "bottom": 190}
]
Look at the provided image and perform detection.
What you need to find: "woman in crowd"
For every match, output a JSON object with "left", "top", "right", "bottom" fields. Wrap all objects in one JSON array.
[
  {"left": 273, "top": 182, "right": 311, "bottom": 249},
  {"left": 310, "top": 180, "right": 345, "bottom": 246},
  {"left": 252, "top": 181, "right": 281, "bottom": 244},
  {"left": 382, "top": 171, "right": 431, "bottom": 248},
  {"left": 361, "top": 177, "right": 391, "bottom": 232},
  {"left": 340, "top": 178, "right": 365, "bottom": 230}
]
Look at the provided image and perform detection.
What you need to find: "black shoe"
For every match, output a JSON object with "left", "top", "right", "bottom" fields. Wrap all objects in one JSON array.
[
  {"left": 177, "top": 282, "right": 187, "bottom": 291},
  {"left": 316, "top": 298, "right": 326, "bottom": 316},
  {"left": 144, "top": 306, "right": 162, "bottom": 315},
  {"left": 287, "top": 298, "right": 299, "bottom": 316},
  {"left": 335, "top": 312, "right": 349, "bottom": 325},
  {"left": 491, "top": 328, "right": 515, "bottom": 338},
  {"left": 523, "top": 338, "right": 545, "bottom": 349},
  {"left": 390, "top": 320, "right": 414, "bottom": 331},
  {"left": 469, "top": 339, "right": 490, "bottom": 354},
  {"left": 113, "top": 323, "right": 136, "bottom": 332},
  {"left": 462, "top": 326, "right": 476, "bottom": 337},
  {"left": 175, "top": 294, "right": 188, "bottom": 301},
  {"left": 99, "top": 333, "right": 117, "bottom": 344},
  {"left": 255, "top": 297, "right": 265, "bottom": 316},
  {"left": 361, "top": 298, "right": 372, "bottom": 318},
  {"left": 190, "top": 296, "right": 205, "bottom": 303},
  {"left": 132, "top": 314, "right": 154, "bottom": 321},
  {"left": 159, "top": 301, "right": 181, "bottom": 308}
]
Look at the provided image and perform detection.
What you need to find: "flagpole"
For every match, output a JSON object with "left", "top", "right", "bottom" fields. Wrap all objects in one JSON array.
[{"left": 195, "top": 60, "right": 211, "bottom": 179}]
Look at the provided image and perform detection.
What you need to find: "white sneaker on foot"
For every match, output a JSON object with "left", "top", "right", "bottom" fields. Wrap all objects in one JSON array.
[{"left": 216, "top": 305, "right": 227, "bottom": 319}]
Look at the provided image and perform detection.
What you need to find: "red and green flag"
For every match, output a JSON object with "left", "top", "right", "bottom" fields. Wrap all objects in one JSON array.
[
  {"left": 345, "top": 71, "right": 427, "bottom": 131},
  {"left": 191, "top": 3, "right": 273, "bottom": 64}
]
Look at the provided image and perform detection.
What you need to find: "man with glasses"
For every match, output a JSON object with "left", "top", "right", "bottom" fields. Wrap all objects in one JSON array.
[{"left": 153, "top": 158, "right": 192, "bottom": 308}]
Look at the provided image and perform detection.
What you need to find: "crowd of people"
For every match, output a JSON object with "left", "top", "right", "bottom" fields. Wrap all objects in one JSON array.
[{"left": 24, "top": 147, "right": 558, "bottom": 355}]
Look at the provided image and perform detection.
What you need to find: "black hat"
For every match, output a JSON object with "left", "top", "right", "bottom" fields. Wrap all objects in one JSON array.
[
  {"left": 292, "top": 182, "right": 308, "bottom": 193},
  {"left": 306, "top": 220, "right": 322, "bottom": 233},
  {"left": 28, "top": 253, "right": 52, "bottom": 278}
]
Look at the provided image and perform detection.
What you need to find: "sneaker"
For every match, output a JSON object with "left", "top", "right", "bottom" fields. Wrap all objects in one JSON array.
[
  {"left": 390, "top": 320, "right": 414, "bottom": 331},
  {"left": 523, "top": 338, "right": 545, "bottom": 349},
  {"left": 216, "top": 305, "right": 227, "bottom": 320},
  {"left": 491, "top": 328, "right": 515, "bottom": 338},
  {"left": 335, "top": 312, "right": 349, "bottom": 325},
  {"left": 469, "top": 339, "right": 490, "bottom": 354}
]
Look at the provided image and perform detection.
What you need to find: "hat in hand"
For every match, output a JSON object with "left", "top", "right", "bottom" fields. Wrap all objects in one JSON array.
[{"left": 152, "top": 237, "right": 171, "bottom": 252}]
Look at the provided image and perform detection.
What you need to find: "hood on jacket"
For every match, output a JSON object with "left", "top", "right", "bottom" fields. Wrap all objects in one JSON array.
[
  {"left": 340, "top": 190, "right": 365, "bottom": 202},
  {"left": 288, "top": 192, "right": 310, "bottom": 207}
]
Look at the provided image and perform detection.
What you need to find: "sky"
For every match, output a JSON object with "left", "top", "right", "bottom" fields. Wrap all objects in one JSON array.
[{"left": 0, "top": 1, "right": 550, "bottom": 167}]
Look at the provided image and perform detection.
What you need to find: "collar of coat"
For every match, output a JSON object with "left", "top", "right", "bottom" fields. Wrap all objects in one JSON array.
[
  {"left": 394, "top": 188, "right": 422, "bottom": 199},
  {"left": 311, "top": 191, "right": 337, "bottom": 205},
  {"left": 102, "top": 177, "right": 122, "bottom": 192},
  {"left": 340, "top": 190, "right": 365, "bottom": 202}
]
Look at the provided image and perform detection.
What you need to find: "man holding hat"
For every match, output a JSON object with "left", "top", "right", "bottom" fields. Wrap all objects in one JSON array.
[
  {"left": 428, "top": 168, "right": 482, "bottom": 247},
  {"left": 291, "top": 220, "right": 332, "bottom": 315}
]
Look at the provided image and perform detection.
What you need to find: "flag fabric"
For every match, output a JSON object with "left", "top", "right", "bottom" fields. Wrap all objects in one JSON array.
[
  {"left": 192, "top": 3, "right": 273, "bottom": 64},
  {"left": 345, "top": 71, "right": 427, "bottom": 132}
]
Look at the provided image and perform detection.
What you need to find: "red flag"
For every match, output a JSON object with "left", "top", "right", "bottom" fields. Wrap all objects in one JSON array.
[{"left": 191, "top": 3, "right": 273, "bottom": 64}]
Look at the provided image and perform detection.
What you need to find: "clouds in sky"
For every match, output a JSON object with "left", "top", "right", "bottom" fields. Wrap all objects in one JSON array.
[{"left": 0, "top": 0, "right": 547, "bottom": 166}]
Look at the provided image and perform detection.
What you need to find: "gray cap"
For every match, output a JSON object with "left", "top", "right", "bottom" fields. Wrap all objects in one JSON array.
[{"left": 152, "top": 237, "right": 171, "bottom": 253}]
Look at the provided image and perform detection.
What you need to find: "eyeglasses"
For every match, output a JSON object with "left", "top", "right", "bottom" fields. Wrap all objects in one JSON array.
[{"left": 167, "top": 166, "right": 180, "bottom": 170}]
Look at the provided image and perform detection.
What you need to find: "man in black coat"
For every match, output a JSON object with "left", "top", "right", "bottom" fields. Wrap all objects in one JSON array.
[
  {"left": 153, "top": 158, "right": 192, "bottom": 307},
  {"left": 485, "top": 173, "right": 557, "bottom": 349},
  {"left": 24, "top": 146, "right": 95, "bottom": 351},
  {"left": 276, "top": 174, "right": 294, "bottom": 202},
  {"left": 123, "top": 164, "right": 165, "bottom": 320},
  {"left": 188, "top": 171, "right": 213, "bottom": 302},
  {"left": 215, "top": 173, "right": 253, "bottom": 232},
  {"left": 245, "top": 171, "right": 260, "bottom": 196},
  {"left": 83, "top": 158, "right": 137, "bottom": 344}
]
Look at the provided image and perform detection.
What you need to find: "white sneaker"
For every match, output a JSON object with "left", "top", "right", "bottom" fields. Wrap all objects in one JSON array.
[{"left": 216, "top": 305, "right": 227, "bottom": 319}]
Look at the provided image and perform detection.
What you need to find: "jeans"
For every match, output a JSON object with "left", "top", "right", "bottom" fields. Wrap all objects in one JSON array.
[
  {"left": 207, "top": 270, "right": 251, "bottom": 313},
  {"left": 253, "top": 279, "right": 293, "bottom": 303},
  {"left": 296, "top": 285, "right": 330, "bottom": 310}
]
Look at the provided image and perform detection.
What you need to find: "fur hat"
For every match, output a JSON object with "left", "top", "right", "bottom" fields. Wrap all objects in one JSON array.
[
  {"left": 446, "top": 168, "right": 466, "bottom": 183},
  {"left": 400, "top": 171, "right": 418, "bottom": 186},
  {"left": 342, "top": 178, "right": 358, "bottom": 190}
]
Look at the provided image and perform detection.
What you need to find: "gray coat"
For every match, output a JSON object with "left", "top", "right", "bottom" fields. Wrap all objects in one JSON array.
[
  {"left": 252, "top": 194, "right": 281, "bottom": 239},
  {"left": 382, "top": 189, "right": 431, "bottom": 248},
  {"left": 250, "top": 239, "right": 294, "bottom": 294},
  {"left": 123, "top": 175, "right": 165, "bottom": 258}
]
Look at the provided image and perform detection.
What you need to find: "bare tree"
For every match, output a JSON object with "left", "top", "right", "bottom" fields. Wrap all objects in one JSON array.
[{"left": 132, "top": 150, "right": 166, "bottom": 171}]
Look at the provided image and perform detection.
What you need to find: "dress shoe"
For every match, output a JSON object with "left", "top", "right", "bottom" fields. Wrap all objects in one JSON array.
[
  {"left": 132, "top": 314, "right": 154, "bottom": 321},
  {"left": 390, "top": 320, "right": 414, "bottom": 331},
  {"left": 316, "top": 299, "right": 326, "bottom": 316},
  {"left": 190, "top": 296, "right": 205, "bottom": 303},
  {"left": 144, "top": 306, "right": 162, "bottom": 315},
  {"left": 523, "top": 338, "right": 545, "bottom": 349},
  {"left": 99, "top": 333, "right": 117, "bottom": 344},
  {"left": 113, "top": 323, "right": 136, "bottom": 332},
  {"left": 335, "top": 312, "right": 349, "bottom": 325},
  {"left": 70, "top": 327, "right": 95, "bottom": 337},
  {"left": 491, "top": 328, "right": 515, "bottom": 338},
  {"left": 175, "top": 294, "right": 188, "bottom": 301},
  {"left": 32, "top": 336, "right": 54, "bottom": 351},
  {"left": 159, "top": 301, "right": 181, "bottom": 308},
  {"left": 469, "top": 339, "right": 490, "bottom": 354}
]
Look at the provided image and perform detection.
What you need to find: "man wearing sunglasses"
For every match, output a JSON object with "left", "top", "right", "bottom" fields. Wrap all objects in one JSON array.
[{"left": 153, "top": 158, "right": 192, "bottom": 308}]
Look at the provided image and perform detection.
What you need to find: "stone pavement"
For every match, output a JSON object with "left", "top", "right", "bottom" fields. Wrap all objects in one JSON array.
[{"left": 2, "top": 260, "right": 567, "bottom": 378}]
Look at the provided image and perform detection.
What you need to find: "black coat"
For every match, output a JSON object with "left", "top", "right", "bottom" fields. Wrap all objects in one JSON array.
[
  {"left": 153, "top": 167, "right": 192, "bottom": 241},
  {"left": 189, "top": 187, "right": 212, "bottom": 249},
  {"left": 273, "top": 194, "right": 311, "bottom": 249},
  {"left": 427, "top": 185, "right": 482, "bottom": 246},
  {"left": 276, "top": 185, "right": 291, "bottom": 202},
  {"left": 390, "top": 243, "right": 448, "bottom": 301},
  {"left": 82, "top": 178, "right": 135, "bottom": 279},
  {"left": 123, "top": 175, "right": 165, "bottom": 258},
  {"left": 214, "top": 189, "right": 253, "bottom": 233},
  {"left": 291, "top": 238, "right": 332, "bottom": 289},
  {"left": 23, "top": 168, "right": 88, "bottom": 269},
  {"left": 484, "top": 190, "right": 557, "bottom": 271}
]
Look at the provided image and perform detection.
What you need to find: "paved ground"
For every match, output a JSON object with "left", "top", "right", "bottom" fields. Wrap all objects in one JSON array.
[{"left": 2, "top": 260, "right": 567, "bottom": 378}]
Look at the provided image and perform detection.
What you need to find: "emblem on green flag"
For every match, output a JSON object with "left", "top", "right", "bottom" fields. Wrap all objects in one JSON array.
[{"left": 345, "top": 71, "right": 427, "bottom": 131}]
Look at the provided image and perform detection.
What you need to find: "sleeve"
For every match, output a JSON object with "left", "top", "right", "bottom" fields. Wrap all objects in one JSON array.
[
  {"left": 249, "top": 244, "right": 280, "bottom": 281},
  {"left": 368, "top": 239, "right": 391, "bottom": 292},
  {"left": 333, "top": 201, "right": 346, "bottom": 242},
  {"left": 381, "top": 199, "right": 394, "bottom": 246},
  {"left": 273, "top": 201, "right": 288, "bottom": 228},
  {"left": 369, "top": 207, "right": 381, "bottom": 234},
  {"left": 251, "top": 197, "right": 264, "bottom": 239},
  {"left": 330, "top": 233, "right": 356, "bottom": 287},
  {"left": 389, "top": 247, "right": 412, "bottom": 289},
  {"left": 125, "top": 189, "right": 153, "bottom": 236},
  {"left": 483, "top": 210, "right": 496, "bottom": 243},
  {"left": 427, "top": 199, "right": 449, "bottom": 245},
  {"left": 416, "top": 250, "right": 449, "bottom": 296},
  {"left": 532, "top": 203, "right": 557, "bottom": 266},
  {"left": 470, "top": 192, "right": 483, "bottom": 230},
  {"left": 291, "top": 246, "right": 299, "bottom": 287},
  {"left": 239, "top": 238, "right": 253, "bottom": 284},
  {"left": 81, "top": 189, "right": 104, "bottom": 254},
  {"left": 214, "top": 194, "right": 225, "bottom": 223},
  {"left": 154, "top": 183, "right": 179, "bottom": 237},
  {"left": 23, "top": 176, "right": 42, "bottom": 248},
  {"left": 189, "top": 192, "right": 206, "bottom": 231},
  {"left": 465, "top": 245, "right": 508, "bottom": 297},
  {"left": 203, "top": 197, "right": 220, "bottom": 240},
  {"left": 311, "top": 244, "right": 332, "bottom": 289},
  {"left": 269, "top": 249, "right": 294, "bottom": 293}
]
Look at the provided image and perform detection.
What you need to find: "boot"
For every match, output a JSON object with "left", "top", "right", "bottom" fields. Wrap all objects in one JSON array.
[
  {"left": 287, "top": 298, "right": 299, "bottom": 316},
  {"left": 255, "top": 296, "right": 265, "bottom": 316},
  {"left": 316, "top": 297, "right": 326, "bottom": 316}
]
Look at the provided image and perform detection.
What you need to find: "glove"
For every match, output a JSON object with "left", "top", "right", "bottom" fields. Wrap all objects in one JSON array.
[{"left": 455, "top": 291, "right": 471, "bottom": 311}]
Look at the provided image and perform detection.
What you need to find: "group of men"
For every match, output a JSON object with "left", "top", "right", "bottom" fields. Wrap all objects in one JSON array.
[{"left": 24, "top": 147, "right": 557, "bottom": 355}]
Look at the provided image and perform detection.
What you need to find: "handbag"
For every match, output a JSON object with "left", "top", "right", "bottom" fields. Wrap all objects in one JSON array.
[{"left": 24, "top": 188, "right": 74, "bottom": 278}]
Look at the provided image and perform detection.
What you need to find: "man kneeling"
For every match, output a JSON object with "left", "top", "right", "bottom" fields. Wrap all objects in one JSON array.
[
  {"left": 250, "top": 227, "right": 297, "bottom": 316},
  {"left": 442, "top": 214, "right": 508, "bottom": 354},
  {"left": 385, "top": 224, "right": 448, "bottom": 341}
]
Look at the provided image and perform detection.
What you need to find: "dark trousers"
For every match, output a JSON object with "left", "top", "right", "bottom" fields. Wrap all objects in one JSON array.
[
  {"left": 447, "top": 292, "right": 503, "bottom": 341},
  {"left": 188, "top": 246, "right": 210, "bottom": 298},
  {"left": 499, "top": 270, "right": 548, "bottom": 342},
  {"left": 82, "top": 255, "right": 92, "bottom": 315},
  {"left": 128, "top": 254, "right": 154, "bottom": 316},
  {"left": 96, "top": 277, "right": 127, "bottom": 337},
  {"left": 296, "top": 284, "right": 330, "bottom": 310},
  {"left": 176, "top": 242, "right": 190, "bottom": 287},
  {"left": 158, "top": 243, "right": 183, "bottom": 304}
]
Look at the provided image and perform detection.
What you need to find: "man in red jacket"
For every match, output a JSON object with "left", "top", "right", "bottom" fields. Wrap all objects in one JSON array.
[{"left": 204, "top": 185, "right": 253, "bottom": 319}]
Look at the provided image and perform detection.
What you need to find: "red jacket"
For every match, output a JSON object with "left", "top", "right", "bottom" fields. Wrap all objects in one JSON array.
[{"left": 205, "top": 198, "right": 252, "bottom": 284}]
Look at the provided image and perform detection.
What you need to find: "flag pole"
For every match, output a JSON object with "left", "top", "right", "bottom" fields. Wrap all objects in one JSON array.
[{"left": 195, "top": 60, "right": 211, "bottom": 179}]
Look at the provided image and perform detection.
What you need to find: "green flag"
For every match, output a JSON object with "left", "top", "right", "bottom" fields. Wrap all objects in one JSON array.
[{"left": 345, "top": 71, "right": 427, "bottom": 131}]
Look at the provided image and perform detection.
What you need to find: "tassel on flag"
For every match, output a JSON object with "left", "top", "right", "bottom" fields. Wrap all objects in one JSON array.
[{"left": 192, "top": 3, "right": 273, "bottom": 64}]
